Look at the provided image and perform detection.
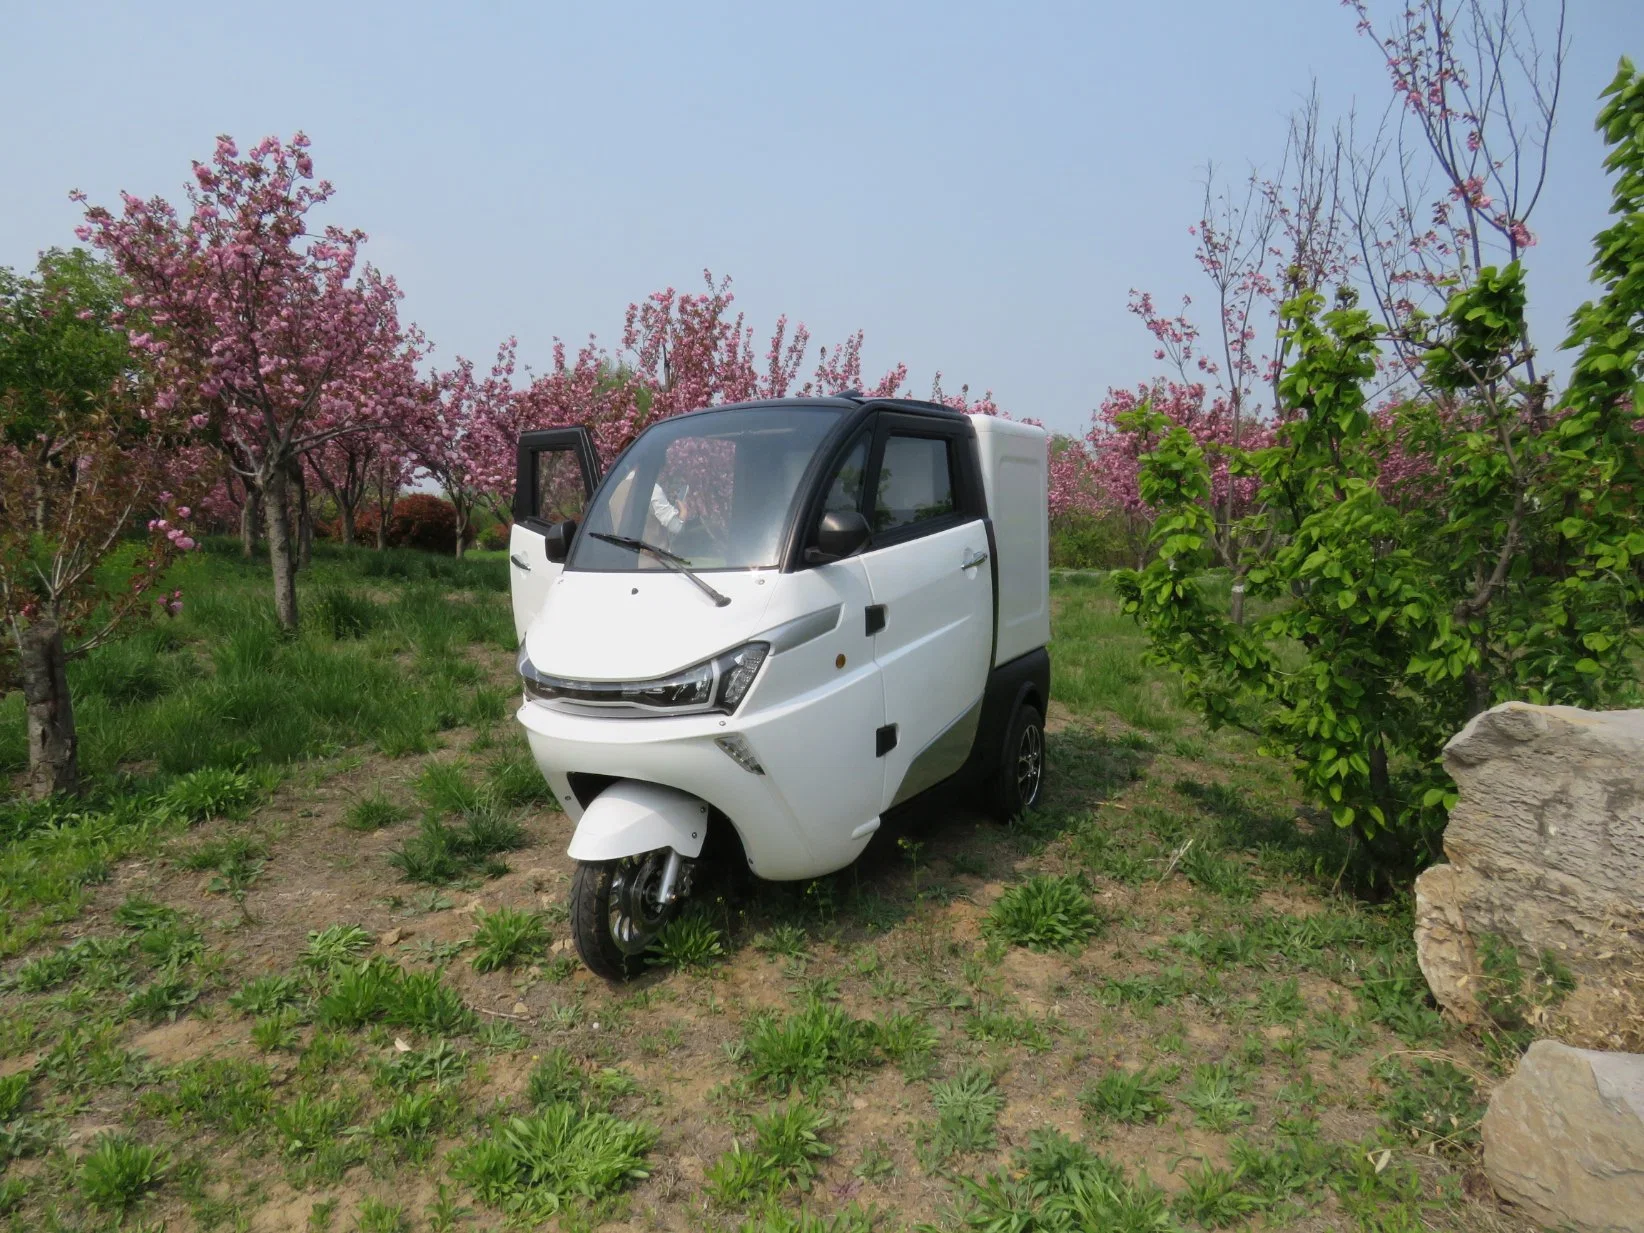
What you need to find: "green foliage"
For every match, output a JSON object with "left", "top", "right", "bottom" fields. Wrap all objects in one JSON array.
[
  {"left": 313, "top": 958, "right": 475, "bottom": 1034},
  {"left": 1049, "top": 509, "right": 1140, "bottom": 570},
  {"left": 376, "top": 1039, "right": 468, "bottom": 1092},
  {"left": 707, "top": 1099, "right": 836, "bottom": 1204},
  {"left": 231, "top": 973, "right": 306, "bottom": 1015},
  {"left": 469, "top": 906, "right": 547, "bottom": 973},
  {"left": 388, "top": 806, "right": 526, "bottom": 884},
  {"left": 741, "top": 998, "right": 880, "bottom": 1090},
  {"left": 647, "top": 911, "right": 725, "bottom": 969},
  {"left": 927, "top": 1066, "right": 1005, "bottom": 1158},
  {"left": 369, "top": 1089, "right": 452, "bottom": 1161},
  {"left": 272, "top": 1092, "right": 356, "bottom": 1159},
  {"left": 0, "top": 248, "right": 134, "bottom": 444},
  {"left": 344, "top": 790, "right": 411, "bottom": 832},
  {"left": 0, "top": 1073, "right": 29, "bottom": 1122},
  {"left": 1374, "top": 1056, "right": 1484, "bottom": 1153},
  {"left": 982, "top": 874, "right": 1103, "bottom": 952},
  {"left": 1078, "top": 1064, "right": 1175, "bottom": 1125},
  {"left": 1181, "top": 1061, "right": 1254, "bottom": 1132},
  {"left": 302, "top": 923, "right": 376, "bottom": 969},
  {"left": 159, "top": 767, "right": 260, "bottom": 822},
  {"left": 449, "top": 1103, "right": 656, "bottom": 1220},
  {"left": 353, "top": 1197, "right": 408, "bottom": 1233},
  {"left": 954, "top": 1137, "right": 1173, "bottom": 1233},
  {"left": 526, "top": 1048, "right": 586, "bottom": 1107},
  {"left": 312, "top": 586, "right": 379, "bottom": 640},
  {"left": 1114, "top": 68, "right": 1644, "bottom": 883},
  {"left": 137, "top": 1057, "right": 273, "bottom": 1134},
  {"left": 76, "top": 1133, "right": 167, "bottom": 1213}
]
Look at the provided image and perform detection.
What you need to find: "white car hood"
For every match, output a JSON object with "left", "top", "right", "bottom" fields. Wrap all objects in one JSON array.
[{"left": 524, "top": 568, "right": 780, "bottom": 681}]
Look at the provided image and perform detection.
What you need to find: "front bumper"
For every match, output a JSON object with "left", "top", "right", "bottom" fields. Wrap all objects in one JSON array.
[{"left": 515, "top": 699, "right": 875, "bottom": 880}]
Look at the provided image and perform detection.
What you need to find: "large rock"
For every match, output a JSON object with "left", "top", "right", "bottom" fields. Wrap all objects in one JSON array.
[
  {"left": 1413, "top": 703, "right": 1644, "bottom": 1046},
  {"left": 1482, "top": 1040, "right": 1644, "bottom": 1233}
]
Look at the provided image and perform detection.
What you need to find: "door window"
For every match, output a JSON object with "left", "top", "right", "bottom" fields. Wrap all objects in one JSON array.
[
  {"left": 532, "top": 448, "right": 589, "bottom": 524},
  {"left": 822, "top": 433, "right": 871, "bottom": 515},
  {"left": 872, "top": 434, "right": 955, "bottom": 533}
]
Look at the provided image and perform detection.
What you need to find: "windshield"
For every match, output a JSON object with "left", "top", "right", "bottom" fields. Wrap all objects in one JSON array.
[{"left": 570, "top": 405, "right": 844, "bottom": 572}]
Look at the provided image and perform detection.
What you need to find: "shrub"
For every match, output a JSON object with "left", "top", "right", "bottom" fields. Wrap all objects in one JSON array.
[
  {"left": 1049, "top": 510, "right": 1141, "bottom": 570},
  {"left": 387, "top": 494, "right": 475, "bottom": 554}
]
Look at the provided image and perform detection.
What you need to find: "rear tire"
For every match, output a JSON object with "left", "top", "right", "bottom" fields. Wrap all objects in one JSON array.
[
  {"left": 569, "top": 852, "right": 681, "bottom": 982},
  {"left": 987, "top": 701, "right": 1045, "bottom": 823}
]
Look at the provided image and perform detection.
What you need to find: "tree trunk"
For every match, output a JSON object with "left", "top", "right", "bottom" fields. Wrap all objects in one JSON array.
[
  {"left": 262, "top": 468, "right": 300, "bottom": 631},
  {"left": 20, "top": 620, "right": 79, "bottom": 799},
  {"left": 375, "top": 481, "right": 392, "bottom": 550},
  {"left": 340, "top": 502, "right": 356, "bottom": 548},
  {"left": 453, "top": 503, "right": 469, "bottom": 560},
  {"left": 296, "top": 468, "right": 314, "bottom": 570},
  {"left": 1230, "top": 578, "right": 1247, "bottom": 625},
  {"left": 240, "top": 487, "right": 262, "bottom": 558}
]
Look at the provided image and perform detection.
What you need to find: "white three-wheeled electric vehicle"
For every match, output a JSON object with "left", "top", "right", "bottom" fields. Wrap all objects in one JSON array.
[{"left": 508, "top": 394, "right": 1051, "bottom": 979}]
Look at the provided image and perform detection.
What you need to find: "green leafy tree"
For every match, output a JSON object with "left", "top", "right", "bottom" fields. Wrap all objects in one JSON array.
[
  {"left": 1, "top": 250, "right": 196, "bottom": 797},
  {"left": 1114, "top": 62, "right": 1644, "bottom": 882}
]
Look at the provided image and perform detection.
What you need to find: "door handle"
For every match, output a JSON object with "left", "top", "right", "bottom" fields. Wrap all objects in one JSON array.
[
  {"left": 961, "top": 549, "right": 988, "bottom": 571},
  {"left": 509, "top": 553, "right": 531, "bottom": 572}
]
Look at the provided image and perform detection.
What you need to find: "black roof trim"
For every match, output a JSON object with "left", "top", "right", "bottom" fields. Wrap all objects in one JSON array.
[{"left": 692, "top": 393, "right": 970, "bottom": 422}]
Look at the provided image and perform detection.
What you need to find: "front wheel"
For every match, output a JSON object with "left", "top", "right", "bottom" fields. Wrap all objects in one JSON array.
[
  {"left": 569, "top": 851, "right": 684, "bottom": 982},
  {"left": 987, "top": 701, "right": 1045, "bottom": 823}
]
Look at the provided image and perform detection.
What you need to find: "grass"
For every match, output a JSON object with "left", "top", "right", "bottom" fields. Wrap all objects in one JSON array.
[
  {"left": 0, "top": 562, "right": 1518, "bottom": 1231},
  {"left": 469, "top": 905, "right": 547, "bottom": 972},
  {"left": 344, "top": 789, "right": 412, "bottom": 832},
  {"left": 449, "top": 1104, "right": 657, "bottom": 1220},
  {"left": 647, "top": 911, "right": 725, "bottom": 969},
  {"left": 77, "top": 1133, "right": 168, "bottom": 1213},
  {"left": 741, "top": 998, "right": 881, "bottom": 1091},
  {"left": 926, "top": 1067, "right": 1005, "bottom": 1160},
  {"left": 982, "top": 873, "right": 1103, "bottom": 952},
  {"left": 1078, "top": 1064, "right": 1175, "bottom": 1125}
]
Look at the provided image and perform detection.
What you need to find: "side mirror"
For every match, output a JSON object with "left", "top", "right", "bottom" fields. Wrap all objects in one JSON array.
[
  {"left": 544, "top": 519, "right": 577, "bottom": 564},
  {"left": 805, "top": 510, "right": 871, "bottom": 564}
]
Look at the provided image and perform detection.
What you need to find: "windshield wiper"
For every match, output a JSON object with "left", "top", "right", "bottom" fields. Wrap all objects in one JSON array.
[{"left": 588, "top": 533, "right": 731, "bottom": 607}]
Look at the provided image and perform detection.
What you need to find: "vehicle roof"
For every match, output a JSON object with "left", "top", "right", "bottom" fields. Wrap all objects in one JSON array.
[{"left": 700, "top": 393, "right": 971, "bottom": 422}]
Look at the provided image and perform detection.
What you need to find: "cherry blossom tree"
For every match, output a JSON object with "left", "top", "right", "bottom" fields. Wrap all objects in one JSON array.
[
  {"left": 621, "top": 271, "right": 907, "bottom": 426},
  {"left": 1082, "top": 88, "right": 1352, "bottom": 613},
  {"left": 1343, "top": 0, "right": 1567, "bottom": 379},
  {"left": 305, "top": 424, "right": 391, "bottom": 548},
  {"left": 76, "top": 133, "right": 421, "bottom": 630},
  {"left": 396, "top": 340, "right": 523, "bottom": 557}
]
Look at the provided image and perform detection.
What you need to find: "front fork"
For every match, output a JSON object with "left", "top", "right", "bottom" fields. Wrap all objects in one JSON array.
[{"left": 657, "top": 849, "right": 688, "bottom": 906}]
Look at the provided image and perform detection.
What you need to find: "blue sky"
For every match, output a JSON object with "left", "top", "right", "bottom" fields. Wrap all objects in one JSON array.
[{"left": 3, "top": 0, "right": 1638, "bottom": 434}]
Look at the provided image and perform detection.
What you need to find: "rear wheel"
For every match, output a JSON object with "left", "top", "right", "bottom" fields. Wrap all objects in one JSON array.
[
  {"left": 569, "top": 850, "right": 682, "bottom": 981},
  {"left": 987, "top": 701, "right": 1045, "bottom": 822}
]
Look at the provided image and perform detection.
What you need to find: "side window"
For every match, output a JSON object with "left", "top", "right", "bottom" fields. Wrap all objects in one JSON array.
[
  {"left": 872, "top": 434, "right": 955, "bottom": 533},
  {"left": 532, "top": 449, "right": 588, "bottom": 524},
  {"left": 822, "top": 433, "right": 871, "bottom": 515}
]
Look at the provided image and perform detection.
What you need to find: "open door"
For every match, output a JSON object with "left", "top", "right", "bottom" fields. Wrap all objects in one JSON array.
[{"left": 509, "top": 427, "right": 602, "bottom": 642}]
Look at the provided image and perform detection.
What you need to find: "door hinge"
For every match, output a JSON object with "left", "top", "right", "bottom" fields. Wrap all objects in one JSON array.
[
  {"left": 875, "top": 724, "right": 898, "bottom": 757},
  {"left": 864, "top": 604, "right": 886, "bottom": 636}
]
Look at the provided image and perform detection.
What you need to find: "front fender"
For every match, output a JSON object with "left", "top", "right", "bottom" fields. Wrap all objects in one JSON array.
[{"left": 565, "top": 780, "right": 711, "bottom": 862}]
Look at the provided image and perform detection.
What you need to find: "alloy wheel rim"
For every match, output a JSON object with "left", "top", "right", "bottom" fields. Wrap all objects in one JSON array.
[
  {"left": 1017, "top": 723, "right": 1043, "bottom": 805},
  {"left": 608, "top": 852, "right": 671, "bottom": 955}
]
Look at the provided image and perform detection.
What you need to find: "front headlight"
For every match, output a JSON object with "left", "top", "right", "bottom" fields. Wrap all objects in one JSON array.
[{"left": 520, "top": 641, "right": 768, "bottom": 716}]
